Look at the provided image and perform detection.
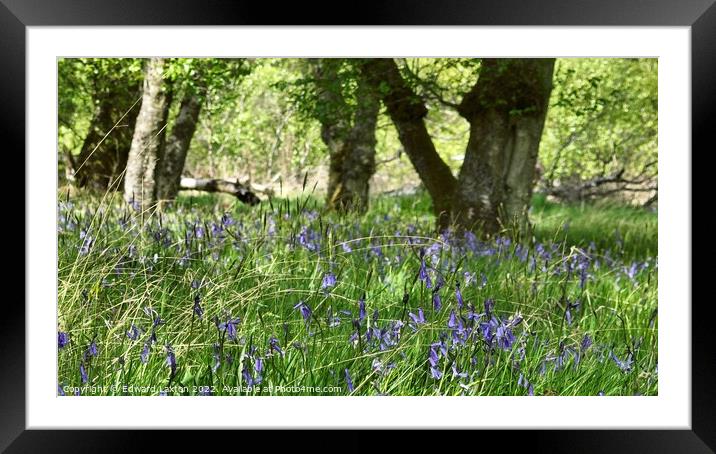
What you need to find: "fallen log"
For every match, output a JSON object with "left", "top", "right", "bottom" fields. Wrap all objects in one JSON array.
[{"left": 179, "top": 177, "right": 261, "bottom": 205}]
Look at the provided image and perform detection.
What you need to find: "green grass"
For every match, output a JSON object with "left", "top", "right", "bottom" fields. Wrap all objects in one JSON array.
[{"left": 57, "top": 191, "right": 657, "bottom": 396}]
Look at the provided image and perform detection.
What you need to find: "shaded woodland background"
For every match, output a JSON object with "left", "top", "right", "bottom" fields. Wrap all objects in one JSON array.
[{"left": 58, "top": 57, "right": 657, "bottom": 234}]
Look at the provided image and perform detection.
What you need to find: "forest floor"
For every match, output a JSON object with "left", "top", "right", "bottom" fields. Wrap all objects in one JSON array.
[{"left": 57, "top": 190, "right": 657, "bottom": 396}]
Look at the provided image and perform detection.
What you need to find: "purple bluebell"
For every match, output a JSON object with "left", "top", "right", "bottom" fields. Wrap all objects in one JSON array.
[
  {"left": 321, "top": 272, "right": 337, "bottom": 292},
  {"left": 86, "top": 340, "right": 98, "bottom": 358},
  {"left": 580, "top": 334, "right": 593, "bottom": 352},
  {"left": 409, "top": 307, "right": 426, "bottom": 325},
  {"left": 242, "top": 365, "right": 256, "bottom": 386},
  {"left": 451, "top": 363, "right": 468, "bottom": 379},
  {"left": 448, "top": 310, "right": 458, "bottom": 329},
  {"left": 455, "top": 283, "right": 464, "bottom": 309},
  {"left": 293, "top": 301, "right": 312, "bottom": 323},
  {"left": 80, "top": 363, "right": 88, "bottom": 383},
  {"left": 610, "top": 351, "right": 634, "bottom": 373},
  {"left": 269, "top": 337, "right": 283, "bottom": 356},
  {"left": 193, "top": 294, "right": 203, "bottom": 320},
  {"left": 58, "top": 384, "right": 65, "bottom": 396},
  {"left": 166, "top": 345, "right": 177, "bottom": 377},
  {"left": 418, "top": 250, "right": 432, "bottom": 289},
  {"left": 428, "top": 347, "right": 440, "bottom": 367},
  {"left": 218, "top": 317, "right": 241, "bottom": 341},
  {"left": 298, "top": 226, "right": 319, "bottom": 252},
  {"left": 432, "top": 292, "right": 442, "bottom": 312},
  {"left": 358, "top": 297, "right": 366, "bottom": 322},
  {"left": 345, "top": 368, "right": 354, "bottom": 393},
  {"left": 430, "top": 366, "right": 443, "bottom": 380},
  {"left": 126, "top": 324, "right": 141, "bottom": 341},
  {"left": 484, "top": 298, "right": 495, "bottom": 316},
  {"left": 58, "top": 332, "right": 69, "bottom": 349},
  {"left": 140, "top": 343, "right": 150, "bottom": 364},
  {"left": 495, "top": 324, "right": 515, "bottom": 350}
]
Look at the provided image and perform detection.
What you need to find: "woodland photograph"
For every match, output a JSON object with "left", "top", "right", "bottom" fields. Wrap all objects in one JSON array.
[{"left": 57, "top": 57, "right": 658, "bottom": 396}]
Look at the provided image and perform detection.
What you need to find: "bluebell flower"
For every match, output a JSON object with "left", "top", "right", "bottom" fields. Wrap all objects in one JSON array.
[
  {"left": 140, "top": 343, "right": 150, "bottom": 364},
  {"left": 345, "top": 368, "right": 354, "bottom": 393},
  {"left": 455, "top": 283, "right": 464, "bottom": 309},
  {"left": 484, "top": 298, "right": 495, "bottom": 316},
  {"left": 448, "top": 310, "right": 458, "bottom": 329},
  {"left": 293, "top": 301, "right": 312, "bottom": 323},
  {"left": 495, "top": 324, "right": 515, "bottom": 350},
  {"left": 432, "top": 292, "right": 442, "bottom": 312},
  {"left": 580, "top": 334, "right": 593, "bottom": 352},
  {"left": 418, "top": 250, "right": 432, "bottom": 289},
  {"left": 269, "top": 337, "right": 283, "bottom": 356},
  {"left": 610, "top": 351, "right": 634, "bottom": 373},
  {"left": 193, "top": 294, "right": 203, "bottom": 320},
  {"left": 80, "top": 363, "right": 88, "bottom": 383},
  {"left": 409, "top": 307, "right": 426, "bottom": 325},
  {"left": 451, "top": 363, "right": 468, "bottom": 379},
  {"left": 166, "top": 345, "right": 177, "bottom": 377},
  {"left": 86, "top": 340, "right": 98, "bottom": 358},
  {"left": 126, "top": 324, "right": 141, "bottom": 341},
  {"left": 358, "top": 297, "right": 366, "bottom": 322},
  {"left": 218, "top": 317, "right": 241, "bottom": 341},
  {"left": 321, "top": 272, "right": 337, "bottom": 292},
  {"left": 428, "top": 347, "right": 440, "bottom": 367},
  {"left": 430, "top": 366, "right": 443, "bottom": 380},
  {"left": 58, "top": 332, "right": 69, "bottom": 349},
  {"left": 58, "top": 384, "right": 65, "bottom": 396}
]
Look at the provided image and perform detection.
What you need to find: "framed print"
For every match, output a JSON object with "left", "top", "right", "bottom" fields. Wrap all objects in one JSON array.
[{"left": 4, "top": 0, "right": 714, "bottom": 451}]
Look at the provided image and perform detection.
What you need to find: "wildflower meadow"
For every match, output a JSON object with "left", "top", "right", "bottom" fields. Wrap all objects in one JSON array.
[{"left": 57, "top": 192, "right": 657, "bottom": 396}]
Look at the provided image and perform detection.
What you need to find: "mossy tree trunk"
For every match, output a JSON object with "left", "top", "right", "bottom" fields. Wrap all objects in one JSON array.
[
  {"left": 74, "top": 81, "right": 141, "bottom": 191},
  {"left": 360, "top": 58, "right": 555, "bottom": 236}
]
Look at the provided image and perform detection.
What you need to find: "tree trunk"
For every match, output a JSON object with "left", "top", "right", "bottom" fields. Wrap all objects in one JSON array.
[
  {"left": 359, "top": 58, "right": 457, "bottom": 227},
  {"left": 155, "top": 90, "right": 203, "bottom": 203},
  {"left": 309, "top": 59, "right": 352, "bottom": 209},
  {"left": 453, "top": 58, "right": 555, "bottom": 235},
  {"left": 123, "top": 58, "right": 173, "bottom": 210},
  {"left": 327, "top": 73, "right": 379, "bottom": 213},
  {"left": 74, "top": 83, "right": 141, "bottom": 191}
]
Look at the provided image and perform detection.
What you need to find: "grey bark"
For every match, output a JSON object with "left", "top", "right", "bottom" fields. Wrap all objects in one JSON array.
[
  {"left": 454, "top": 58, "right": 555, "bottom": 235},
  {"left": 333, "top": 74, "right": 379, "bottom": 213},
  {"left": 359, "top": 58, "right": 457, "bottom": 228},
  {"left": 74, "top": 82, "right": 141, "bottom": 190},
  {"left": 311, "top": 59, "right": 379, "bottom": 213},
  {"left": 123, "top": 58, "right": 173, "bottom": 210},
  {"left": 155, "top": 90, "right": 203, "bottom": 203}
]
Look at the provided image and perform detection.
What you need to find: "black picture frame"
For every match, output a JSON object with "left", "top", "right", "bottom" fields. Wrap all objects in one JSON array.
[{"left": 3, "top": 0, "right": 713, "bottom": 451}]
